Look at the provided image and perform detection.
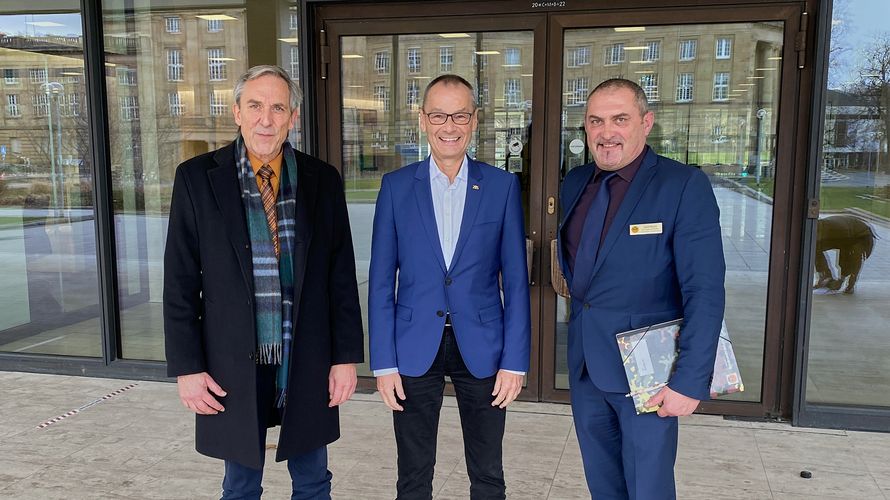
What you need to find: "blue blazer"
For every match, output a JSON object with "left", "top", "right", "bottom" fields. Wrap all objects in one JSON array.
[
  {"left": 558, "top": 149, "right": 725, "bottom": 400},
  {"left": 369, "top": 157, "right": 531, "bottom": 378}
]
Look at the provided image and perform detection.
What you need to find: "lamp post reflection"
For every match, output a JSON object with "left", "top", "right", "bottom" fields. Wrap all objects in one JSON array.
[
  {"left": 862, "top": 74, "right": 883, "bottom": 188},
  {"left": 38, "top": 80, "right": 68, "bottom": 310},
  {"left": 40, "top": 80, "right": 65, "bottom": 217},
  {"left": 684, "top": 102, "right": 692, "bottom": 165},
  {"left": 755, "top": 107, "right": 767, "bottom": 184}
]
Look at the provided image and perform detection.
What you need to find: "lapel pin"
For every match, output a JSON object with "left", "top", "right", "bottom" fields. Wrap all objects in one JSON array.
[{"left": 472, "top": 184, "right": 480, "bottom": 190}]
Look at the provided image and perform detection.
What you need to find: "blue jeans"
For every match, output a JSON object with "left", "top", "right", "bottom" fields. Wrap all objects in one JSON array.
[{"left": 221, "top": 446, "right": 332, "bottom": 500}]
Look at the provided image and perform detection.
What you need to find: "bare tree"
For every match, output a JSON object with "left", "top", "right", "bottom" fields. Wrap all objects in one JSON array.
[
  {"left": 23, "top": 94, "right": 189, "bottom": 209},
  {"left": 856, "top": 31, "right": 890, "bottom": 167},
  {"left": 828, "top": 0, "right": 852, "bottom": 89}
]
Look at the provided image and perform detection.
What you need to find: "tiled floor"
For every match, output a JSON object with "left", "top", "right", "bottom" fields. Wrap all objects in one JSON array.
[{"left": 0, "top": 371, "right": 887, "bottom": 499}]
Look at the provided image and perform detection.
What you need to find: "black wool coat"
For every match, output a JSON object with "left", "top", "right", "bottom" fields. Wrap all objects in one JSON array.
[{"left": 163, "top": 141, "right": 364, "bottom": 469}]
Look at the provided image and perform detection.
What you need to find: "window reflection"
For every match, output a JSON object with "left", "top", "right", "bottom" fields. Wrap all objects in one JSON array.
[
  {"left": 807, "top": 0, "right": 890, "bottom": 407},
  {"left": 0, "top": 7, "right": 100, "bottom": 356},
  {"left": 102, "top": 3, "right": 247, "bottom": 360},
  {"left": 102, "top": 2, "right": 303, "bottom": 361}
]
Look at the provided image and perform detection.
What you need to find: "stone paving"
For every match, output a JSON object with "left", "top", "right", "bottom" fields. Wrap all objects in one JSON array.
[{"left": 0, "top": 371, "right": 888, "bottom": 499}]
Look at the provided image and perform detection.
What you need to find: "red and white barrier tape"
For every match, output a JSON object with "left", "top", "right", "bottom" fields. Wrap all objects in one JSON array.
[{"left": 36, "top": 383, "right": 139, "bottom": 429}]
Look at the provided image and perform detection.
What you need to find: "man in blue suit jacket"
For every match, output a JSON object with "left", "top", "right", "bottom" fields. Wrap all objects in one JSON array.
[
  {"left": 558, "top": 79, "right": 725, "bottom": 499},
  {"left": 369, "top": 74, "right": 531, "bottom": 499}
]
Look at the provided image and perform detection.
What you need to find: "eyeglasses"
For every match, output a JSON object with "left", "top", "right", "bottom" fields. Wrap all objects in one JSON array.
[{"left": 422, "top": 110, "right": 475, "bottom": 125}]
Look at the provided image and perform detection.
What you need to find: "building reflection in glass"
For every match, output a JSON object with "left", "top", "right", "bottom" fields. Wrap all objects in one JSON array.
[
  {"left": 807, "top": 0, "right": 890, "bottom": 407},
  {"left": 0, "top": 7, "right": 100, "bottom": 356}
]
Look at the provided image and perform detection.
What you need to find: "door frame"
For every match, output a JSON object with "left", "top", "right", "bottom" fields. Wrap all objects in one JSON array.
[
  {"left": 315, "top": 10, "right": 549, "bottom": 402},
  {"left": 539, "top": 4, "right": 810, "bottom": 419},
  {"left": 306, "top": 0, "right": 817, "bottom": 419}
]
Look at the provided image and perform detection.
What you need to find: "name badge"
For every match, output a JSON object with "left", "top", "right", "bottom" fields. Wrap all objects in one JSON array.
[{"left": 629, "top": 222, "right": 663, "bottom": 235}]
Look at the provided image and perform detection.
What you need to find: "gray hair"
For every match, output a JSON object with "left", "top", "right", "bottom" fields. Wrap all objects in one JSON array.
[
  {"left": 587, "top": 78, "right": 650, "bottom": 116},
  {"left": 233, "top": 65, "right": 302, "bottom": 111},
  {"left": 422, "top": 74, "right": 477, "bottom": 110}
]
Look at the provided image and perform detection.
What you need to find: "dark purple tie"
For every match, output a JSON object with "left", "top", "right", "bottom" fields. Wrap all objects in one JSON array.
[{"left": 570, "top": 172, "right": 617, "bottom": 298}]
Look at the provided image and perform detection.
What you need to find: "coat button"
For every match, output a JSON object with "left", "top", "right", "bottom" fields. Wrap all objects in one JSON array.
[
  {"left": 436, "top": 310, "right": 445, "bottom": 317},
  {"left": 248, "top": 352, "right": 255, "bottom": 361},
  {"left": 445, "top": 278, "right": 453, "bottom": 286},
  {"left": 584, "top": 303, "right": 591, "bottom": 309}
]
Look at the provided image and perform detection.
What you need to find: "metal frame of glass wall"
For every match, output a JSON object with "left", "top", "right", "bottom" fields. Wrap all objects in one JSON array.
[
  {"left": 0, "top": 0, "right": 162, "bottom": 380},
  {"left": 792, "top": 0, "right": 890, "bottom": 432}
]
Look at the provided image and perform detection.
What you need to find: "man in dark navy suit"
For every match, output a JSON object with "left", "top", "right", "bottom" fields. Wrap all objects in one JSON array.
[{"left": 558, "top": 78, "right": 725, "bottom": 499}]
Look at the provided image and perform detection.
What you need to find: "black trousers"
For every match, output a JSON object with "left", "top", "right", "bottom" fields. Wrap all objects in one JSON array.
[
  {"left": 393, "top": 326, "right": 507, "bottom": 500},
  {"left": 257, "top": 363, "right": 282, "bottom": 431}
]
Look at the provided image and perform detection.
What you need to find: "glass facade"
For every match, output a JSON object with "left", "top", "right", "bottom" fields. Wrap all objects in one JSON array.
[
  {"left": 102, "top": 2, "right": 248, "bottom": 361},
  {"left": 0, "top": 1, "right": 302, "bottom": 362},
  {"left": 0, "top": 0, "right": 887, "bottom": 429},
  {"left": 0, "top": 4, "right": 100, "bottom": 357},
  {"left": 805, "top": 0, "right": 890, "bottom": 408}
]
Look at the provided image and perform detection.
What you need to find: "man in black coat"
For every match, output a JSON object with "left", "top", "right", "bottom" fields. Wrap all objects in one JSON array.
[{"left": 163, "top": 65, "right": 364, "bottom": 499}]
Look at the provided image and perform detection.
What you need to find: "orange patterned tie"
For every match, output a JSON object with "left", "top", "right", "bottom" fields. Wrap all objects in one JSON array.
[{"left": 256, "top": 165, "right": 280, "bottom": 258}]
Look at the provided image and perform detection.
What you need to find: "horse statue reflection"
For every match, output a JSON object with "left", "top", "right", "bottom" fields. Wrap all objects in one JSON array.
[{"left": 814, "top": 215, "right": 878, "bottom": 294}]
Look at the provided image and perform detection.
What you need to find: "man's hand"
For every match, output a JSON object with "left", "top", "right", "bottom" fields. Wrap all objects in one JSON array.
[
  {"left": 491, "top": 370, "right": 524, "bottom": 408},
  {"left": 376, "top": 372, "right": 406, "bottom": 412},
  {"left": 328, "top": 363, "right": 357, "bottom": 407},
  {"left": 646, "top": 386, "right": 700, "bottom": 417},
  {"left": 177, "top": 372, "right": 226, "bottom": 415}
]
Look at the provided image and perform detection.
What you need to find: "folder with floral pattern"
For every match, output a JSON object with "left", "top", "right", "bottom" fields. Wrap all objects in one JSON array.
[{"left": 617, "top": 319, "right": 744, "bottom": 414}]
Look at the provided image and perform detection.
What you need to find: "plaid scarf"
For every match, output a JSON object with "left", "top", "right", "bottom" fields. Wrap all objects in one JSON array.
[{"left": 235, "top": 135, "right": 297, "bottom": 407}]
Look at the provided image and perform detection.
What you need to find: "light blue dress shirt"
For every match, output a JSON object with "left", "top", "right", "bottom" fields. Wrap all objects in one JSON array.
[{"left": 429, "top": 155, "right": 469, "bottom": 271}]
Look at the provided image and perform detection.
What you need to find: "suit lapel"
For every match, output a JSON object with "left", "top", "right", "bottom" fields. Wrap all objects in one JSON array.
[
  {"left": 290, "top": 149, "right": 318, "bottom": 327},
  {"left": 590, "top": 149, "right": 659, "bottom": 279},
  {"left": 207, "top": 143, "right": 254, "bottom": 295},
  {"left": 448, "top": 159, "right": 483, "bottom": 271},
  {"left": 414, "top": 159, "right": 447, "bottom": 273}
]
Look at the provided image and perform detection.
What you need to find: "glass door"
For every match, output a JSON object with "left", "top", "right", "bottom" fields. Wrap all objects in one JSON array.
[
  {"left": 317, "top": 13, "right": 547, "bottom": 399},
  {"left": 312, "top": 2, "right": 807, "bottom": 416},
  {"left": 795, "top": 0, "right": 890, "bottom": 430},
  {"left": 541, "top": 6, "right": 805, "bottom": 415}
]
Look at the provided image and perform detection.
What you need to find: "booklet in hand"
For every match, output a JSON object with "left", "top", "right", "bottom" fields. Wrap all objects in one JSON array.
[{"left": 616, "top": 318, "right": 744, "bottom": 415}]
